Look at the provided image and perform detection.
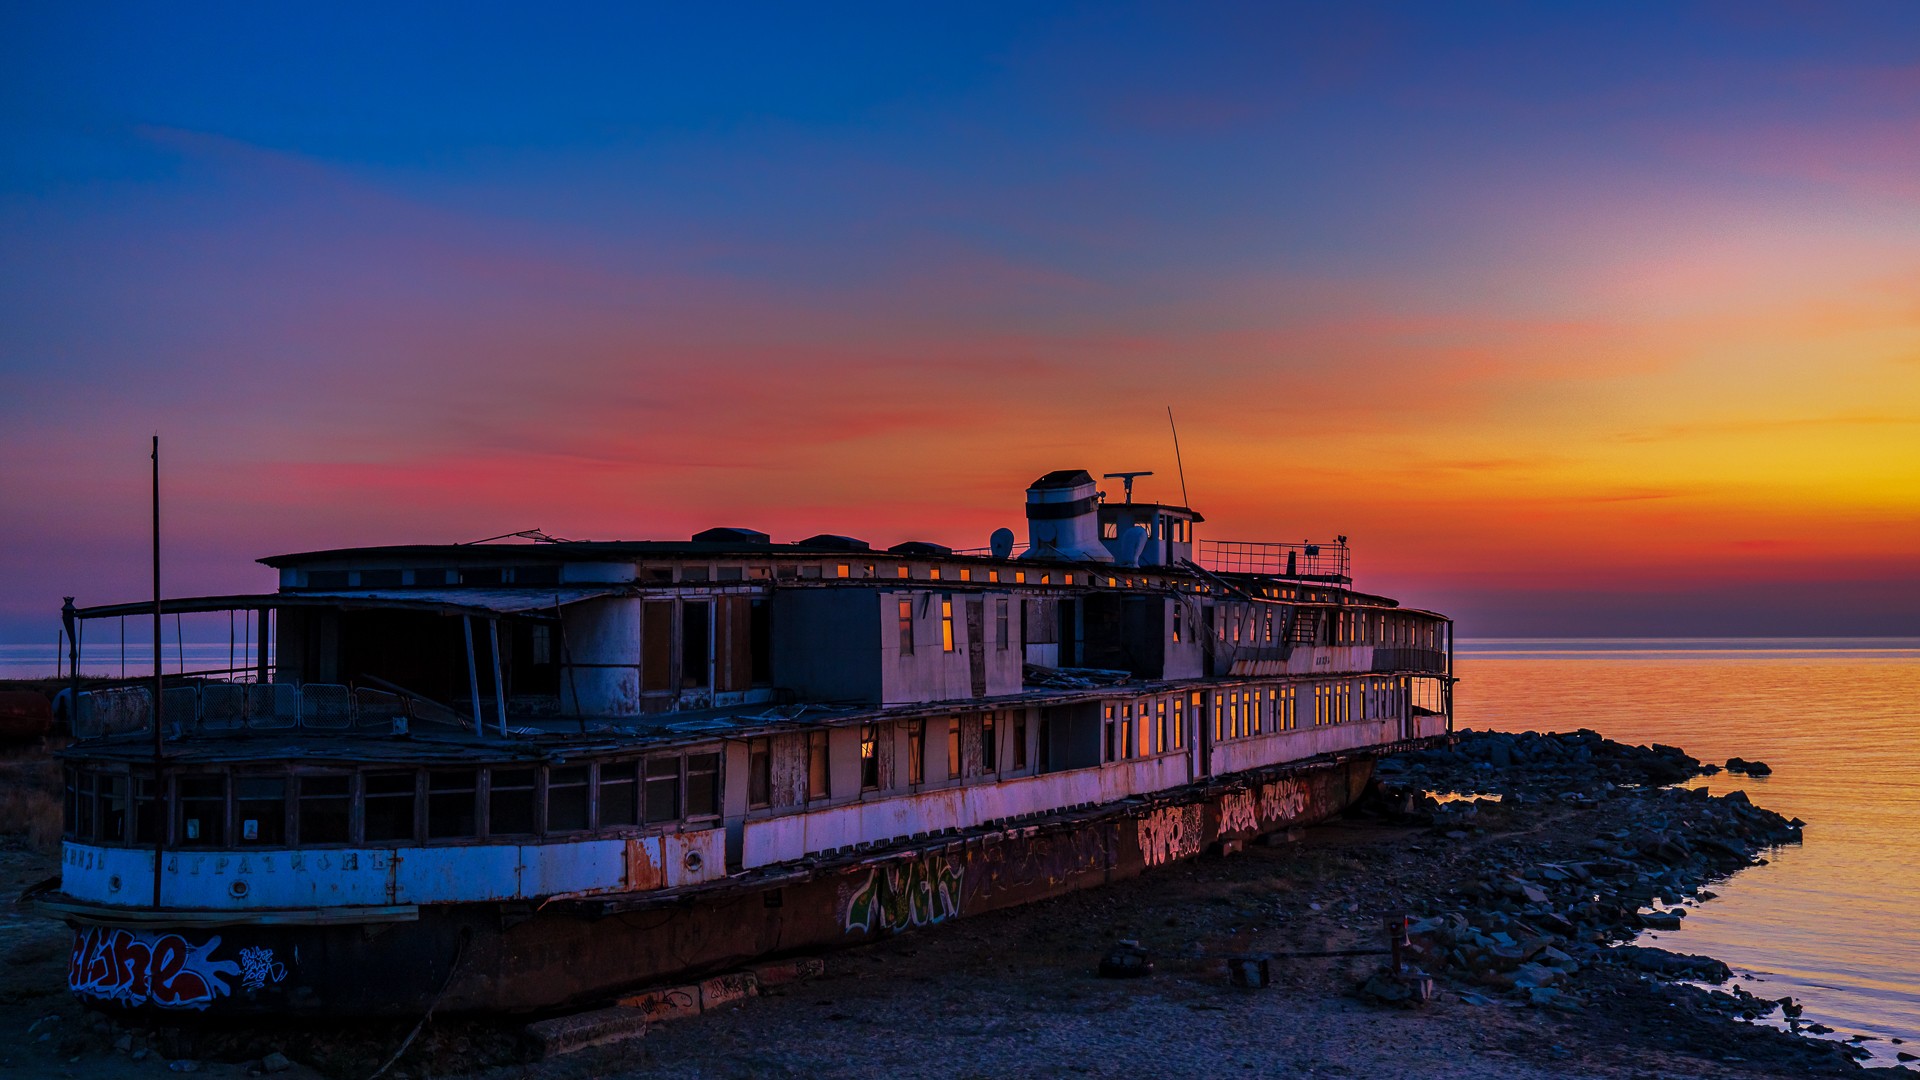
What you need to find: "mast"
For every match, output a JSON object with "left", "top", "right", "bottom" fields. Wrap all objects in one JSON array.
[{"left": 151, "top": 436, "right": 165, "bottom": 907}]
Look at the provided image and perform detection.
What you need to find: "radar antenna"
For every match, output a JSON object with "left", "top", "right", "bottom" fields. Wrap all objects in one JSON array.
[{"left": 1102, "top": 471, "right": 1153, "bottom": 504}]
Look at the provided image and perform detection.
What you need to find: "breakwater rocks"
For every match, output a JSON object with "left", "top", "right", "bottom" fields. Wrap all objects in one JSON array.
[{"left": 1364, "top": 729, "right": 1879, "bottom": 1073}]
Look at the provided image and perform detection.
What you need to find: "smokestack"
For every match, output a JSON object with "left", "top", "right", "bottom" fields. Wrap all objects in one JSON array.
[{"left": 1021, "top": 470, "right": 1115, "bottom": 563}]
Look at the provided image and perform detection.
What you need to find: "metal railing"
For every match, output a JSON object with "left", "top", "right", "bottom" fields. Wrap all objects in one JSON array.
[
  {"left": 1198, "top": 540, "right": 1350, "bottom": 582},
  {"left": 72, "top": 682, "right": 420, "bottom": 740}
]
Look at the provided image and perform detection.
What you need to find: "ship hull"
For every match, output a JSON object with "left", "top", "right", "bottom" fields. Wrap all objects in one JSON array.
[{"left": 55, "top": 755, "right": 1380, "bottom": 1017}]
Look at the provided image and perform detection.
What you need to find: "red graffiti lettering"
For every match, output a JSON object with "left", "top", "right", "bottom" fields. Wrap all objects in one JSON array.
[{"left": 67, "top": 927, "right": 241, "bottom": 1010}]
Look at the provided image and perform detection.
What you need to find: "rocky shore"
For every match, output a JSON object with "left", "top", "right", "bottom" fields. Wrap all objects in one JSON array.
[{"left": 1369, "top": 728, "right": 1886, "bottom": 1074}]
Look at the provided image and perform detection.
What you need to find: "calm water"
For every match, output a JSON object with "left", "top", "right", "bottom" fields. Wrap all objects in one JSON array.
[{"left": 1457, "top": 638, "right": 1920, "bottom": 1065}]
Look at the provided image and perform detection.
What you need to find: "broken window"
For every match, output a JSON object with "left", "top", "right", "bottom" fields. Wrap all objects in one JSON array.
[
  {"left": 748, "top": 738, "right": 772, "bottom": 808},
  {"left": 982, "top": 714, "right": 997, "bottom": 774},
  {"left": 599, "top": 760, "right": 638, "bottom": 827},
  {"left": 1013, "top": 715, "right": 1027, "bottom": 769},
  {"left": 685, "top": 753, "right": 720, "bottom": 817},
  {"left": 547, "top": 765, "right": 590, "bottom": 832},
  {"left": 175, "top": 774, "right": 226, "bottom": 847},
  {"left": 363, "top": 771, "right": 416, "bottom": 842},
  {"left": 234, "top": 776, "right": 286, "bottom": 845},
  {"left": 908, "top": 721, "right": 925, "bottom": 786},
  {"left": 429, "top": 770, "right": 479, "bottom": 839},
  {"left": 486, "top": 768, "right": 534, "bottom": 836},
  {"left": 898, "top": 599, "right": 915, "bottom": 655},
  {"left": 681, "top": 601, "right": 711, "bottom": 689},
  {"left": 860, "top": 725, "right": 880, "bottom": 791},
  {"left": 646, "top": 756, "right": 683, "bottom": 822},
  {"left": 807, "top": 732, "right": 830, "bottom": 800},
  {"left": 297, "top": 774, "right": 350, "bottom": 844},
  {"left": 946, "top": 718, "right": 960, "bottom": 780}
]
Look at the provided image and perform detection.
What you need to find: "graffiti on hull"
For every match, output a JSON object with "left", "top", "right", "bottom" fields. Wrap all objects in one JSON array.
[
  {"left": 1219, "top": 791, "right": 1258, "bottom": 835},
  {"left": 844, "top": 853, "right": 965, "bottom": 934},
  {"left": 69, "top": 927, "right": 242, "bottom": 1009},
  {"left": 1259, "top": 778, "right": 1310, "bottom": 824},
  {"left": 1137, "top": 804, "right": 1204, "bottom": 867}
]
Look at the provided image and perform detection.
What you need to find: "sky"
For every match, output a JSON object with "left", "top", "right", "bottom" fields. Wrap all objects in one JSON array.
[{"left": 2, "top": 2, "right": 1918, "bottom": 646}]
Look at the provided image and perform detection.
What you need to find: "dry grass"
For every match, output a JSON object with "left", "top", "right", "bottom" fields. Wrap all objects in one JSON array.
[{"left": 0, "top": 751, "right": 62, "bottom": 852}]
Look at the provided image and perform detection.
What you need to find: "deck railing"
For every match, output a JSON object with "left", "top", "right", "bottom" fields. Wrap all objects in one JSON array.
[
  {"left": 73, "top": 682, "right": 419, "bottom": 740},
  {"left": 1198, "top": 540, "right": 1350, "bottom": 582}
]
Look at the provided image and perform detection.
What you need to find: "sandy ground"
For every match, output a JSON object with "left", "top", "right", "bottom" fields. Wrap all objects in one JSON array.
[{"left": 6, "top": 802, "right": 1901, "bottom": 1080}]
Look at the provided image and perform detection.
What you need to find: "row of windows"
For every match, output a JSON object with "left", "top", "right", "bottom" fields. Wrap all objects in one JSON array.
[
  {"left": 1211, "top": 606, "right": 1443, "bottom": 649},
  {"left": 897, "top": 597, "right": 1013, "bottom": 655},
  {"left": 1103, "top": 696, "right": 1189, "bottom": 762},
  {"left": 1211, "top": 686, "right": 1301, "bottom": 741},
  {"left": 63, "top": 753, "right": 721, "bottom": 848}
]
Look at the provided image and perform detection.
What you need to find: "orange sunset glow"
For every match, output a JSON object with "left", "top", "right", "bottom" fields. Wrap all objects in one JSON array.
[{"left": 3, "top": 6, "right": 1917, "bottom": 639}]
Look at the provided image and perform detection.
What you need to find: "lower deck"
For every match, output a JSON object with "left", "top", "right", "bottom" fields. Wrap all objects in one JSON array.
[{"left": 48, "top": 750, "right": 1393, "bottom": 1015}]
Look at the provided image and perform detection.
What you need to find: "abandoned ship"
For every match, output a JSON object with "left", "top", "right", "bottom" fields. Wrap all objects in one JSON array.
[{"left": 40, "top": 469, "right": 1453, "bottom": 1016}]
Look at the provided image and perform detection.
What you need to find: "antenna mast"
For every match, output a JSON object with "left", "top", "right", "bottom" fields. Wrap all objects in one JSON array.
[{"left": 1166, "top": 406, "right": 1190, "bottom": 507}]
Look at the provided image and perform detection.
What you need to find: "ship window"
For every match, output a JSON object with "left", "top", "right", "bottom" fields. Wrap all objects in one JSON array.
[
  {"left": 516, "top": 564, "right": 561, "bottom": 585},
  {"left": 1117, "top": 705, "right": 1130, "bottom": 761},
  {"left": 682, "top": 566, "right": 709, "bottom": 582},
  {"left": 1172, "top": 605, "right": 1181, "bottom": 643},
  {"left": 745, "top": 739, "right": 772, "bottom": 809},
  {"left": 1172, "top": 698, "right": 1185, "bottom": 749},
  {"left": 959, "top": 567, "right": 972, "bottom": 582},
  {"left": 1155, "top": 701, "right": 1167, "bottom": 754},
  {"left": 1014, "top": 571, "right": 1025, "bottom": 583},
  {"left": 685, "top": 753, "right": 720, "bottom": 817},
  {"left": 363, "top": 771, "right": 417, "bottom": 842},
  {"left": 132, "top": 772, "right": 161, "bottom": 845},
  {"left": 298, "top": 775, "right": 351, "bottom": 844},
  {"left": 807, "top": 732, "right": 831, "bottom": 800},
  {"left": 716, "top": 566, "right": 743, "bottom": 582},
  {"left": 988, "top": 570, "right": 999, "bottom": 582},
  {"left": 306, "top": 570, "right": 348, "bottom": 589},
  {"left": 488, "top": 768, "right": 535, "bottom": 836},
  {"left": 1138, "top": 704, "right": 1152, "bottom": 758},
  {"left": 599, "top": 760, "right": 638, "bottom": 826},
  {"left": 358, "top": 569, "right": 402, "bottom": 588},
  {"left": 929, "top": 567, "right": 941, "bottom": 580},
  {"left": 749, "top": 566, "right": 771, "bottom": 580},
  {"left": 644, "top": 566, "right": 673, "bottom": 581},
  {"left": 1102, "top": 522, "right": 1118, "bottom": 539},
  {"left": 897, "top": 566, "right": 910, "bottom": 579},
  {"left": 800, "top": 564, "right": 822, "bottom": 579},
  {"left": 462, "top": 567, "right": 504, "bottom": 585},
  {"left": 837, "top": 564, "right": 850, "bottom": 578},
  {"left": 682, "top": 602, "right": 711, "bottom": 689},
  {"left": 941, "top": 599, "right": 955, "bottom": 652},
  {"left": 645, "top": 756, "right": 683, "bottom": 822},
  {"left": 982, "top": 714, "right": 997, "bottom": 774},
  {"left": 98, "top": 773, "right": 128, "bottom": 844},
  {"left": 547, "top": 766, "right": 590, "bottom": 832},
  {"left": 428, "top": 770, "right": 480, "bottom": 839},
  {"left": 1013, "top": 715, "right": 1028, "bottom": 769},
  {"left": 860, "top": 725, "right": 880, "bottom": 791},
  {"left": 946, "top": 718, "right": 961, "bottom": 780},
  {"left": 775, "top": 565, "right": 797, "bottom": 580},
  {"left": 898, "top": 600, "right": 915, "bottom": 654},
  {"left": 908, "top": 721, "right": 925, "bottom": 786},
  {"left": 995, "top": 599, "right": 1009, "bottom": 649},
  {"left": 1062, "top": 574, "right": 1072, "bottom": 585},
  {"left": 235, "top": 776, "right": 287, "bottom": 845},
  {"left": 65, "top": 768, "right": 89, "bottom": 840},
  {"left": 175, "top": 774, "right": 226, "bottom": 847},
  {"left": 1104, "top": 705, "right": 1116, "bottom": 763}
]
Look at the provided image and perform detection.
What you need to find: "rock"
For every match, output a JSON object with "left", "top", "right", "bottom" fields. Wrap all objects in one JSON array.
[
  {"left": 167, "top": 1062, "right": 201, "bottom": 1074},
  {"left": 261, "top": 1052, "right": 292, "bottom": 1073},
  {"left": 698, "top": 971, "right": 759, "bottom": 1011},
  {"left": 1097, "top": 946, "right": 1154, "bottom": 978},
  {"left": 1511, "top": 962, "right": 1561, "bottom": 988},
  {"left": 1744, "top": 760, "right": 1771, "bottom": 776},
  {"left": 525, "top": 1007, "right": 651, "bottom": 1058}
]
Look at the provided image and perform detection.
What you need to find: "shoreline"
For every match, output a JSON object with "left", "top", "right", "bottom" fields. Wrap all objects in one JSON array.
[{"left": 2, "top": 730, "right": 1913, "bottom": 1078}]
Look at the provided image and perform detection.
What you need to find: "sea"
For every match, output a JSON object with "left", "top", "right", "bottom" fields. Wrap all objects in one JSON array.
[
  {"left": 6, "top": 637, "right": 1917, "bottom": 1060},
  {"left": 1456, "top": 638, "right": 1920, "bottom": 1066}
]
